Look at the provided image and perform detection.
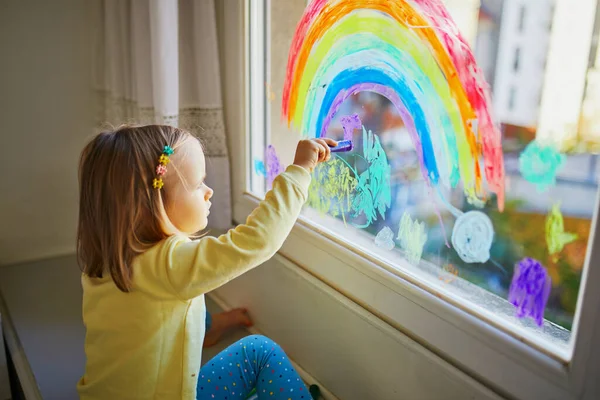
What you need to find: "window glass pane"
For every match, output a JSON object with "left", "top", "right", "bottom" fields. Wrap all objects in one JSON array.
[{"left": 250, "top": 0, "right": 600, "bottom": 352}]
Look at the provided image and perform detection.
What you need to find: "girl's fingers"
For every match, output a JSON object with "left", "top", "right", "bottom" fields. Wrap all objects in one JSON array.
[
  {"left": 320, "top": 138, "right": 337, "bottom": 162},
  {"left": 322, "top": 137, "right": 338, "bottom": 147},
  {"left": 323, "top": 141, "right": 331, "bottom": 161},
  {"left": 313, "top": 139, "right": 329, "bottom": 162}
]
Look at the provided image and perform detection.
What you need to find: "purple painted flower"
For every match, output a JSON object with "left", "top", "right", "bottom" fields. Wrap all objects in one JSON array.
[
  {"left": 266, "top": 145, "right": 284, "bottom": 189},
  {"left": 508, "top": 258, "right": 552, "bottom": 327},
  {"left": 340, "top": 114, "right": 362, "bottom": 141}
]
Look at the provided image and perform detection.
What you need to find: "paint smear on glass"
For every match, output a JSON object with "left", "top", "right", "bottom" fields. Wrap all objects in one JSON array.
[
  {"left": 519, "top": 140, "right": 566, "bottom": 191},
  {"left": 465, "top": 194, "right": 486, "bottom": 209},
  {"left": 265, "top": 82, "right": 275, "bottom": 102},
  {"left": 374, "top": 226, "right": 395, "bottom": 250},
  {"left": 451, "top": 211, "right": 494, "bottom": 264},
  {"left": 546, "top": 203, "right": 577, "bottom": 260},
  {"left": 397, "top": 212, "right": 427, "bottom": 265},
  {"left": 254, "top": 160, "right": 266, "bottom": 176},
  {"left": 351, "top": 128, "right": 391, "bottom": 228},
  {"left": 307, "top": 158, "right": 357, "bottom": 225},
  {"left": 508, "top": 257, "right": 551, "bottom": 327},
  {"left": 340, "top": 114, "right": 362, "bottom": 141},
  {"left": 266, "top": 145, "right": 284, "bottom": 189},
  {"left": 439, "top": 263, "right": 459, "bottom": 284}
]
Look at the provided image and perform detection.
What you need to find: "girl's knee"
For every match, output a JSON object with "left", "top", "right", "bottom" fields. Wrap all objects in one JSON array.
[{"left": 246, "top": 335, "right": 282, "bottom": 350}]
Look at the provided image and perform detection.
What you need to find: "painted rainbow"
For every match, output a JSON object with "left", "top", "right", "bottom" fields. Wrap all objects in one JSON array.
[{"left": 281, "top": 0, "right": 505, "bottom": 210}]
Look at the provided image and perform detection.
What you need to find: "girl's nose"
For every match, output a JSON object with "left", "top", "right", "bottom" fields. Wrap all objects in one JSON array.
[{"left": 205, "top": 187, "right": 214, "bottom": 201}]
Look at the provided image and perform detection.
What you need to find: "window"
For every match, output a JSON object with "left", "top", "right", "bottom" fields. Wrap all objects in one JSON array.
[
  {"left": 252, "top": 0, "right": 597, "bottom": 342},
  {"left": 513, "top": 46, "right": 520, "bottom": 71},
  {"left": 508, "top": 86, "right": 517, "bottom": 110},
  {"left": 241, "top": 0, "right": 600, "bottom": 398},
  {"left": 518, "top": 4, "right": 526, "bottom": 33}
]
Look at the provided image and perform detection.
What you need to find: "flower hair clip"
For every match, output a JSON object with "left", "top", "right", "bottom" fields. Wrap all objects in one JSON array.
[{"left": 153, "top": 145, "right": 174, "bottom": 190}]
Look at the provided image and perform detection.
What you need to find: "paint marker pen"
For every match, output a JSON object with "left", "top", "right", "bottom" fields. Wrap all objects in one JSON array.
[{"left": 329, "top": 139, "right": 353, "bottom": 152}]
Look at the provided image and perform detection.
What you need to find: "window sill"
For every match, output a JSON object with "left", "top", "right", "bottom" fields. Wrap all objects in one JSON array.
[{"left": 234, "top": 192, "right": 575, "bottom": 400}]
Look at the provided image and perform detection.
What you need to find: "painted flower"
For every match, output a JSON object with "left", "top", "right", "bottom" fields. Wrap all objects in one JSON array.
[
  {"left": 163, "top": 145, "right": 174, "bottom": 156},
  {"left": 508, "top": 257, "right": 552, "bottom": 327},
  {"left": 152, "top": 178, "right": 164, "bottom": 189},
  {"left": 545, "top": 203, "right": 577, "bottom": 260},
  {"left": 374, "top": 226, "right": 395, "bottom": 250},
  {"left": 451, "top": 211, "right": 494, "bottom": 263},
  {"left": 397, "top": 212, "right": 427, "bottom": 265},
  {"left": 266, "top": 145, "right": 284, "bottom": 189},
  {"left": 254, "top": 160, "right": 266, "bottom": 177},
  {"left": 518, "top": 140, "right": 565, "bottom": 191},
  {"left": 156, "top": 164, "right": 168, "bottom": 176},
  {"left": 159, "top": 154, "right": 170, "bottom": 165},
  {"left": 351, "top": 128, "right": 391, "bottom": 228},
  {"left": 307, "top": 158, "right": 357, "bottom": 225}
]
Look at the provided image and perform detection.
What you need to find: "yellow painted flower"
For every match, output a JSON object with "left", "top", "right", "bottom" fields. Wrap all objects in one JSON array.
[{"left": 546, "top": 203, "right": 577, "bottom": 260}]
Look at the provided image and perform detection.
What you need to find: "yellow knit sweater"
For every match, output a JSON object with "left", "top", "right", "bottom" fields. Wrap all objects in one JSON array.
[{"left": 77, "top": 165, "right": 311, "bottom": 399}]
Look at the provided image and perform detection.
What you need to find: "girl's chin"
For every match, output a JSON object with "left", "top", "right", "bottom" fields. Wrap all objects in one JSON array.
[
  {"left": 186, "top": 219, "right": 209, "bottom": 235},
  {"left": 198, "top": 217, "right": 209, "bottom": 231}
]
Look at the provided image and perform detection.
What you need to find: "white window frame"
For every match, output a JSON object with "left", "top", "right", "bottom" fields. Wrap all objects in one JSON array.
[{"left": 231, "top": 1, "right": 600, "bottom": 399}]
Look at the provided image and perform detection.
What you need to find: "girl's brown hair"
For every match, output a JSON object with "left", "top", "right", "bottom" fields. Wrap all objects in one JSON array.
[{"left": 77, "top": 124, "right": 191, "bottom": 292}]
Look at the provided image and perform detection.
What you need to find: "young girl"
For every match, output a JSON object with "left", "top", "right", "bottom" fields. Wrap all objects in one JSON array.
[{"left": 76, "top": 124, "right": 335, "bottom": 399}]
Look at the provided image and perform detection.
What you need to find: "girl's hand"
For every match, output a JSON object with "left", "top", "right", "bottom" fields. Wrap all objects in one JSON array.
[{"left": 293, "top": 138, "right": 338, "bottom": 172}]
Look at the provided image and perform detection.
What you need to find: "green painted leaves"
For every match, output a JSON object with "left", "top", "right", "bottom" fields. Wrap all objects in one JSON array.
[{"left": 308, "top": 127, "right": 391, "bottom": 229}]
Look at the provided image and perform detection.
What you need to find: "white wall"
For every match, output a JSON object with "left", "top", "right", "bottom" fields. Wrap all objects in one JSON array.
[
  {"left": 0, "top": 1, "right": 98, "bottom": 266},
  {"left": 214, "top": 256, "right": 502, "bottom": 400}
]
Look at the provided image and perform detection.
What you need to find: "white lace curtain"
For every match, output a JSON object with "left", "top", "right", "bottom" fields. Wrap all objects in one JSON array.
[{"left": 92, "top": 0, "right": 231, "bottom": 230}]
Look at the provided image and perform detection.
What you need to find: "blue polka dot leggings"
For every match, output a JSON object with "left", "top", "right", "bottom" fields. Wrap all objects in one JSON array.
[{"left": 197, "top": 316, "right": 310, "bottom": 400}]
